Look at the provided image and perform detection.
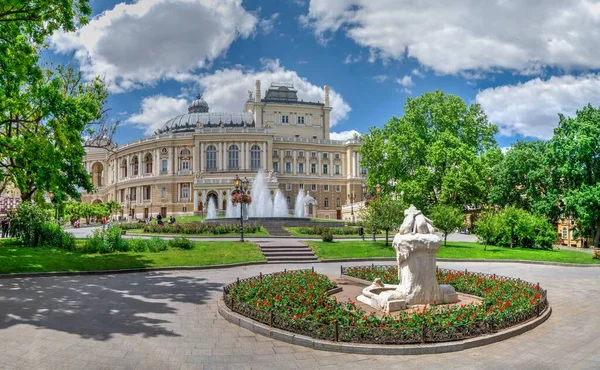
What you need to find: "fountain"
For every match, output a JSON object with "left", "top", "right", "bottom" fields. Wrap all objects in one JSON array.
[
  {"left": 225, "top": 198, "right": 240, "bottom": 218},
  {"left": 273, "top": 189, "right": 289, "bottom": 217},
  {"left": 206, "top": 197, "right": 217, "bottom": 219},
  {"left": 294, "top": 189, "right": 305, "bottom": 217}
]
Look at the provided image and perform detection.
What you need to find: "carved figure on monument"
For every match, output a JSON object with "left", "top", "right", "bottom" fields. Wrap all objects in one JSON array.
[{"left": 357, "top": 205, "right": 458, "bottom": 313}]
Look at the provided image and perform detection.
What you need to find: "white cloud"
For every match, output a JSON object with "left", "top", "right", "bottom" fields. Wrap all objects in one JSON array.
[
  {"left": 127, "top": 95, "right": 188, "bottom": 135},
  {"left": 396, "top": 75, "right": 413, "bottom": 87},
  {"left": 302, "top": 0, "right": 600, "bottom": 75},
  {"left": 197, "top": 59, "right": 351, "bottom": 126},
  {"left": 51, "top": 0, "right": 257, "bottom": 92},
  {"left": 476, "top": 74, "right": 600, "bottom": 140},
  {"left": 330, "top": 130, "right": 361, "bottom": 141},
  {"left": 259, "top": 13, "right": 279, "bottom": 34},
  {"left": 344, "top": 54, "right": 362, "bottom": 64},
  {"left": 372, "top": 75, "right": 388, "bottom": 83},
  {"left": 412, "top": 69, "right": 425, "bottom": 78}
]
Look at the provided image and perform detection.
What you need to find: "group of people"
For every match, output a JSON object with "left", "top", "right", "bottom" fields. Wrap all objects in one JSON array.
[
  {"left": 147, "top": 214, "right": 176, "bottom": 226},
  {"left": 1, "top": 217, "right": 11, "bottom": 238}
]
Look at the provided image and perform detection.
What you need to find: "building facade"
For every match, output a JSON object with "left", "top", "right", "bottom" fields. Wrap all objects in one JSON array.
[{"left": 81, "top": 81, "right": 366, "bottom": 219}]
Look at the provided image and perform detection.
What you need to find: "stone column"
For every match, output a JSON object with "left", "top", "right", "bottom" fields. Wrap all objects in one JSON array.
[
  {"left": 200, "top": 142, "right": 204, "bottom": 171},
  {"left": 318, "top": 153, "right": 322, "bottom": 176},
  {"left": 293, "top": 150, "right": 297, "bottom": 175},
  {"left": 240, "top": 142, "right": 245, "bottom": 171},
  {"left": 217, "top": 143, "right": 222, "bottom": 170},
  {"left": 261, "top": 143, "right": 266, "bottom": 170}
]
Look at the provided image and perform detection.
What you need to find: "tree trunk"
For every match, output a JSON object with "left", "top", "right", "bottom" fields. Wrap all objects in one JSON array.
[
  {"left": 385, "top": 229, "right": 389, "bottom": 246},
  {"left": 444, "top": 233, "right": 448, "bottom": 246},
  {"left": 594, "top": 222, "right": 600, "bottom": 248}
]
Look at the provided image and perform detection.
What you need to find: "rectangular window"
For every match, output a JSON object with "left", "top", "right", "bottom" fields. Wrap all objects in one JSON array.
[
  {"left": 286, "top": 183, "right": 292, "bottom": 191},
  {"left": 324, "top": 198, "right": 329, "bottom": 208},
  {"left": 281, "top": 115, "right": 289, "bottom": 124},
  {"left": 273, "top": 162, "right": 279, "bottom": 173},
  {"left": 182, "top": 160, "right": 189, "bottom": 170},
  {"left": 161, "top": 187, "right": 167, "bottom": 199},
  {"left": 273, "top": 149, "right": 279, "bottom": 157},
  {"left": 324, "top": 184, "right": 329, "bottom": 192},
  {"left": 120, "top": 189, "right": 125, "bottom": 202},
  {"left": 323, "top": 164, "right": 328, "bottom": 174},
  {"left": 130, "top": 187, "right": 137, "bottom": 201},
  {"left": 161, "top": 159, "right": 168, "bottom": 172},
  {"left": 335, "top": 153, "right": 340, "bottom": 159},
  {"left": 182, "top": 183, "right": 189, "bottom": 199},
  {"left": 298, "top": 151, "right": 304, "bottom": 157},
  {"left": 206, "top": 147, "right": 217, "bottom": 170},
  {"left": 285, "top": 162, "right": 292, "bottom": 173},
  {"left": 311, "top": 184, "right": 317, "bottom": 191},
  {"left": 285, "top": 150, "right": 292, "bottom": 157},
  {"left": 311, "top": 163, "right": 317, "bottom": 174},
  {"left": 183, "top": 206, "right": 187, "bottom": 212},
  {"left": 299, "top": 183, "right": 304, "bottom": 190},
  {"left": 335, "top": 164, "right": 340, "bottom": 175},
  {"left": 311, "top": 151, "right": 317, "bottom": 158},
  {"left": 336, "top": 185, "right": 341, "bottom": 192},
  {"left": 562, "top": 227, "right": 568, "bottom": 239},
  {"left": 297, "top": 116, "right": 304, "bottom": 124},
  {"left": 143, "top": 186, "right": 151, "bottom": 201},
  {"left": 287, "top": 197, "right": 291, "bottom": 207},
  {"left": 336, "top": 198, "right": 341, "bottom": 207},
  {"left": 323, "top": 152, "right": 329, "bottom": 159},
  {"left": 298, "top": 163, "right": 304, "bottom": 173},
  {"left": 361, "top": 167, "right": 367, "bottom": 175}
]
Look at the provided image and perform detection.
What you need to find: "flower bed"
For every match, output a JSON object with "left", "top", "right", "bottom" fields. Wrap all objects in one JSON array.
[{"left": 223, "top": 266, "right": 548, "bottom": 344}]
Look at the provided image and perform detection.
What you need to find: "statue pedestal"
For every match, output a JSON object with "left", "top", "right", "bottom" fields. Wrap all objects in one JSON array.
[{"left": 357, "top": 232, "right": 458, "bottom": 313}]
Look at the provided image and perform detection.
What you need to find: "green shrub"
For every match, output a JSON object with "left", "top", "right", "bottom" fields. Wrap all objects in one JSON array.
[
  {"left": 321, "top": 228, "right": 334, "bottom": 242},
  {"left": 114, "top": 222, "right": 144, "bottom": 230},
  {"left": 168, "top": 237, "right": 194, "bottom": 250},
  {"left": 39, "top": 223, "right": 76, "bottom": 251},
  {"left": 146, "top": 237, "right": 168, "bottom": 252},
  {"left": 82, "top": 229, "right": 111, "bottom": 254},
  {"left": 105, "top": 227, "right": 128, "bottom": 252},
  {"left": 474, "top": 207, "right": 555, "bottom": 250},
  {"left": 9, "top": 202, "right": 50, "bottom": 247},
  {"left": 142, "top": 222, "right": 261, "bottom": 235},
  {"left": 127, "top": 238, "right": 149, "bottom": 252}
]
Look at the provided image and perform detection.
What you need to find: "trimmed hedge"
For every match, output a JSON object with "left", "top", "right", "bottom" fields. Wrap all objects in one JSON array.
[{"left": 142, "top": 222, "right": 262, "bottom": 235}]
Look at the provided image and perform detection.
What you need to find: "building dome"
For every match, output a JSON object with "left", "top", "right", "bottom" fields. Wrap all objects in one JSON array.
[{"left": 188, "top": 94, "right": 209, "bottom": 113}]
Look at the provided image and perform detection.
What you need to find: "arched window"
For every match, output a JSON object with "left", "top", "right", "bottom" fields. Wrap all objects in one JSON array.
[
  {"left": 324, "top": 198, "right": 329, "bottom": 208},
  {"left": 92, "top": 162, "right": 104, "bottom": 187},
  {"left": 131, "top": 156, "right": 139, "bottom": 176},
  {"left": 228, "top": 144, "right": 239, "bottom": 170},
  {"left": 144, "top": 153, "right": 153, "bottom": 174},
  {"left": 250, "top": 144, "right": 261, "bottom": 170},
  {"left": 180, "top": 148, "right": 190, "bottom": 170},
  {"left": 121, "top": 158, "right": 128, "bottom": 178},
  {"left": 206, "top": 145, "right": 217, "bottom": 170}
]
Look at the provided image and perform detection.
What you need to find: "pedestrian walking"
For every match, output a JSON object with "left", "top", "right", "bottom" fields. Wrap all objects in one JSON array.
[{"left": 1, "top": 218, "right": 7, "bottom": 238}]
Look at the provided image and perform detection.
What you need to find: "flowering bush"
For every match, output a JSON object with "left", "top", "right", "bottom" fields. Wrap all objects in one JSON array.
[
  {"left": 225, "top": 267, "right": 546, "bottom": 344},
  {"left": 231, "top": 192, "right": 252, "bottom": 204}
]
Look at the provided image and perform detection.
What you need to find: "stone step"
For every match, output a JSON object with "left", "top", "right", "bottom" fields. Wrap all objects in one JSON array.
[
  {"left": 262, "top": 251, "right": 317, "bottom": 257},
  {"left": 260, "top": 248, "right": 313, "bottom": 254},
  {"left": 259, "top": 246, "right": 312, "bottom": 250},
  {"left": 266, "top": 257, "right": 319, "bottom": 264}
]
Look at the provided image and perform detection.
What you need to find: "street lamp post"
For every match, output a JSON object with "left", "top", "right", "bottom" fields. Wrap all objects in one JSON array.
[{"left": 233, "top": 175, "right": 250, "bottom": 242}]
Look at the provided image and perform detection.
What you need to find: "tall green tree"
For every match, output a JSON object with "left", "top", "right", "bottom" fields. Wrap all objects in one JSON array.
[
  {"left": 430, "top": 204, "right": 464, "bottom": 246},
  {"left": 105, "top": 200, "right": 122, "bottom": 220},
  {"left": 359, "top": 194, "right": 405, "bottom": 246},
  {"left": 1, "top": 1, "right": 116, "bottom": 202},
  {"left": 360, "top": 91, "right": 499, "bottom": 212},
  {"left": 549, "top": 104, "right": 600, "bottom": 247},
  {"left": 489, "top": 141, "right": 560, "bottom": 221}
]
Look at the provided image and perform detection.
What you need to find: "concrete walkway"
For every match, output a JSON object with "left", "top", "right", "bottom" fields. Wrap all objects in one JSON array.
[{"left": 0, "top": 261, "right": 599, "bottom": 369}]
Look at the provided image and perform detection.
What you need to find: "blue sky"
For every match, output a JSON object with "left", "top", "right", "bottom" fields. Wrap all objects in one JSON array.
[{"left": 46, "top": 0, "right": 600, "bottom": 148}]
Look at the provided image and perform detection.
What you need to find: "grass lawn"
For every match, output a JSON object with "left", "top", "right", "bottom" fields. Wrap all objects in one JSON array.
[
  {"left": 125, "top": 228, "right": 269, "bottom": 237},
  {"left": 0, "top": 239, "right": 265, "bottom": 274},
  {"left": 306, "top": 240, "right": 600, "bottom": 264}
]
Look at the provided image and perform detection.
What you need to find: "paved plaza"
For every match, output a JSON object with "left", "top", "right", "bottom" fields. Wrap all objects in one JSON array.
[{"left": 0, "top": 261, "right": 598, "bottom": 370}]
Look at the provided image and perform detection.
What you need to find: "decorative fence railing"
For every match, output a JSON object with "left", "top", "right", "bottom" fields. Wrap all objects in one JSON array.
[{"left": 222, "top": 266, "right": 549, "bottom": 345}]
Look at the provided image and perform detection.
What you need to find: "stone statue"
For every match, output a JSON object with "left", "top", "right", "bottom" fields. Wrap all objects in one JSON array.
[
  {"left": 248, "top": 90, "right": 253, "bottom": 100},
  {"left": 267, "top": 170, "right": 277, "bottom": 182},
  {"left": 399, "top": 204, "right": 435, "bottom": 234},
  {"left": 357, "top": 206, "right": 458, "bottom": 313}
]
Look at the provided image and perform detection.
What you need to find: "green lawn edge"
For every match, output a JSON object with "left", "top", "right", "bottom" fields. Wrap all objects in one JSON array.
[
  {"left": 305, "top": 240, "right": 600, "bottom": 265},
  {"left": 0, "top": 239, "right": 266, "bottom": 274}
]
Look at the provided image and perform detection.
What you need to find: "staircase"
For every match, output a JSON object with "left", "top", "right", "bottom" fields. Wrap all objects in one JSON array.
[
  {"left": 255, "top": 240, "right": 319, "bottom": 264},
  {"left": 262, "top": 224, "right": 291, "bottom": 237}
]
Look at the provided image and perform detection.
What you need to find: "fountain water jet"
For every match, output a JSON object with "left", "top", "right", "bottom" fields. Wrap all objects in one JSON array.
[
  {"left": 225, "top": 198, "right": 240, "bottom": 218},
  {"left": 273, "top": 189, "right": 289, "bottom": 217},
  {"left": 294, "top": 189, "right": 305, "bottom": 218},
  {"left": 206, "top": 197, "right": 217, "bottom": 219}
]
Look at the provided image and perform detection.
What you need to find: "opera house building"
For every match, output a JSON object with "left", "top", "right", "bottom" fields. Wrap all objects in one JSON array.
[{"left": 82, "top": 81, "right": 366, "bottom": 220}]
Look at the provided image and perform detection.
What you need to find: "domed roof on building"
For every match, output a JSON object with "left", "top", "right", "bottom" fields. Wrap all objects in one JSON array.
[{"left": 156, "top": 93, "right": 255, "bottom": 135}]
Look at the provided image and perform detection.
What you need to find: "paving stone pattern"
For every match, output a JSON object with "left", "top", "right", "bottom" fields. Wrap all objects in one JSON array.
[{"left": 0, "top": 261, "right": 599, "bottom": 369}]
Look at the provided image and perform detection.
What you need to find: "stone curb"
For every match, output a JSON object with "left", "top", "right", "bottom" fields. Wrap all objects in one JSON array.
[
  {"left": 321, "top": 257, "right": 600, "bottom": 267},
  {"left": 0, "top": 261, "right": 268, "bottom": 280},
  {"left": 218, "top": 298, "right": 552, "bottom": 355}
]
